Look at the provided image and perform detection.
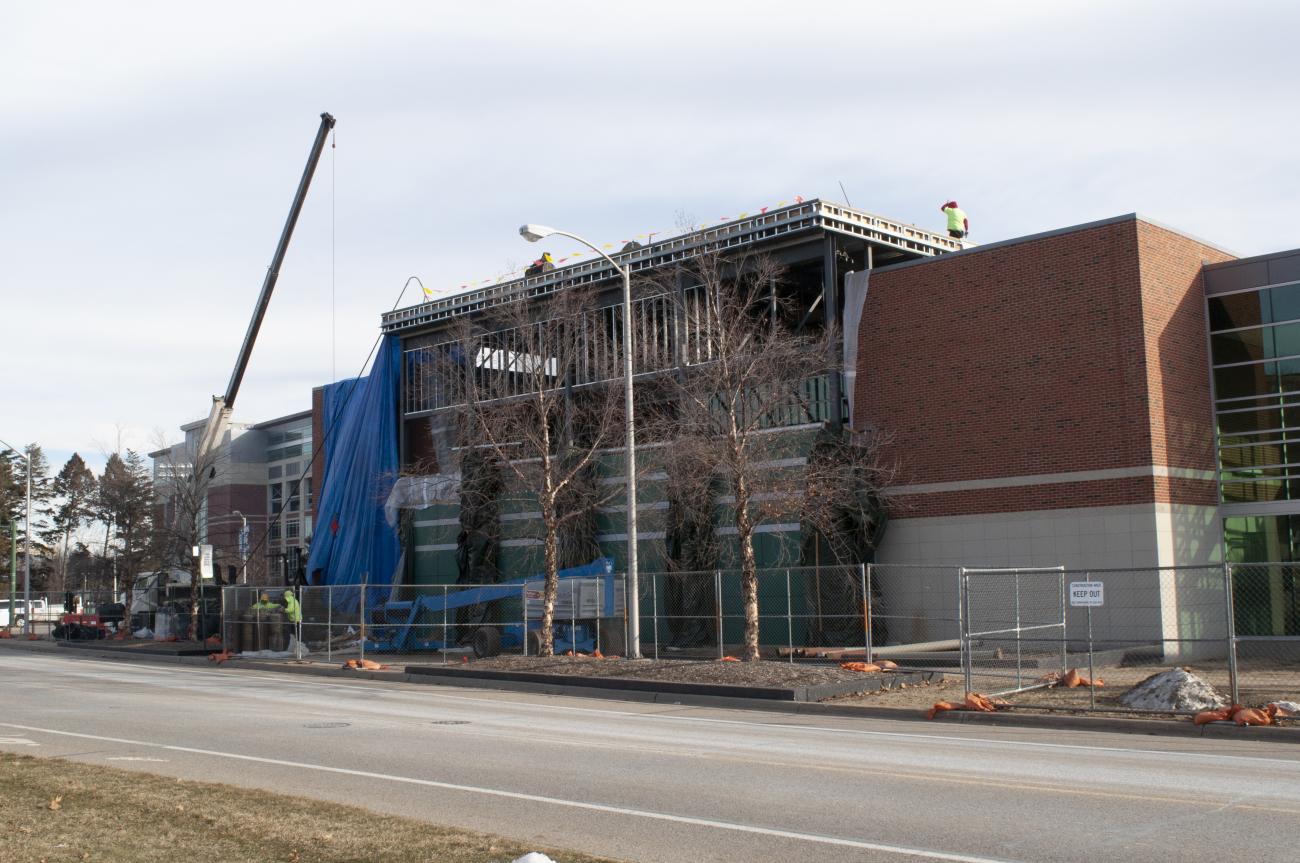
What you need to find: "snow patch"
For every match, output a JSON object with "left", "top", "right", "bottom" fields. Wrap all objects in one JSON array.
[
  {"left": 512, "top": 854, "right": 557, "bottom": 863},
  {"left": 1117, "top": 668, "right": 1226, "bottom": 712}
]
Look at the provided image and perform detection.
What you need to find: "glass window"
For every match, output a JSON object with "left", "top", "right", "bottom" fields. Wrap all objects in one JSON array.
[
  {"left": 1220, "top": 442, "right": 1288, "bottom": 471},
  {"left": 286, "top": 520, "right": 300, "bottom": 540},
  {"left": 269, "top": 483, "right": 282, "bottom": 514},
  {"left": 1215, "top": 363, "right": 1273, "bottom": 400},
  {"left": 1218, "top": 408, "right": 1284, "bottom": 436},
  {"left": 268, "top": 465, "right": 282, "bottom": 479},
  {"left": 1209, "top": 291, "right": 1267, "bottom": 331},
  {"left": 270, "top": 522, "right": 282, "bottom": 541},
  {"left": 305, "top": 477, "right": 313, "bottom": 510},
  {"left": 287, "top": 481, "right": 300, "bottom": 512},
  {"left": 1269, "top": 282, "right": 1300, "bottom": 324},
  {"left": 1221, "top": 479, "right": 1289, "bottom": 503},
  {"left": 1273, "top": 321, "right": 1300, "bottom": 359},
  {"left": 1211, "top": 328, "right": 1271, "bottom": 365}
]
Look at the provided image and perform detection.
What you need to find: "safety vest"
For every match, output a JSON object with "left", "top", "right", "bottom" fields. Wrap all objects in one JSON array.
[
  {"left": 283, "top": 594, "right": 302, "bottom": 623},
  {"left": 945, "top": 206, "right": 967, "bottom": 233}
]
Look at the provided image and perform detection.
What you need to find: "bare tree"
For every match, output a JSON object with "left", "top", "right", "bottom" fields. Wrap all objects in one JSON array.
[
  {"left": 655, "top": 250, "right": 893, "bottom": 660},
  {"left": 150, "top": 430, "right": 221, "bottom": 639},
  {"left": 429, "top": 284, "right": 629, "bottom": 655}
]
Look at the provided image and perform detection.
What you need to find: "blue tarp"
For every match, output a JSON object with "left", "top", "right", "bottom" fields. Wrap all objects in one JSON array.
[{"left": 306, "top": 335, "right": 401, "bottom": 611}]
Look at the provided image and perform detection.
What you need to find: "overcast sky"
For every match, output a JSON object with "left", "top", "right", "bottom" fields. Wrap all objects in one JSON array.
[{"left": 2, "top": 0, "right": 1297, "bottom": 476}]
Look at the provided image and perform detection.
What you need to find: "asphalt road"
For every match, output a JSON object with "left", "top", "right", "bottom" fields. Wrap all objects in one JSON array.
[{"left": 2, "top": 651, "right": 1299, "bottom": 863}]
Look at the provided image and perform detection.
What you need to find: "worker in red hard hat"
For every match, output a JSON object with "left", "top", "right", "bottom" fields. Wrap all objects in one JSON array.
[{"left": 940, "top": 201, "right": 968, "bottom": 239}]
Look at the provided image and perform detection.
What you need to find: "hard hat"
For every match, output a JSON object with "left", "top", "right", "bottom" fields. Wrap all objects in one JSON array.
[
  {"left": 543, "top": 252, "right": 554, "bottom": 262},
  {"left": 282, "top": 590, "right": 292, "bottom": 598},
  {"left": 260, "top": 592, "right": 270, "bottom": 602}
]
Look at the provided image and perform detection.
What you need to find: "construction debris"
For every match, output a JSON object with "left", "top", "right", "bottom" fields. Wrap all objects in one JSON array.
[
  {"left": 927, "top": 692, "right": 1009, "bottom": 720},
  {"left": 1194, "top": 703, "right": 1291, "bottom": 727},
  {"left": 840, "top": 659, "right": 899, "bottom": 673},
  {"left": 1118, "top": 668, "right": 1225, "bottom": 712},
  {"left": 341, "top": 658, "right": 390, "bottom": 670},
  {"left": 1038, "top": 668, "right": 1104, "bottom": 689}
]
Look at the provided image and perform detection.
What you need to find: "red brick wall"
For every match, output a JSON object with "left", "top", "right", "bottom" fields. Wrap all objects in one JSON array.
[
  {"left": 1134, "top": 220, "right": 1234, "bottom": 504},
  {"left": 310, "top": 386, "right": 326, "bottom": 523},
  {"left": 857, "top": 217, "right": 1230, "bottom": 517}
]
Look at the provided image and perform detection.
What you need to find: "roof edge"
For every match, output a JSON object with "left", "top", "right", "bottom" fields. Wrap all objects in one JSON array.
[
  {"left": 870, "top": 214, "right": 1141, "bottom": 275},
  {"left": 1203, "top": 244, "right": 1300, "bottom": 271},
  {"left": 872, "top": 212, "right": 1238, "bottom": 276}
]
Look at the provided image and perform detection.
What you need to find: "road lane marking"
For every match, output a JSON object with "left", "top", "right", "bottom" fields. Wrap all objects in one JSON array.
[
  {"left": 0, "top": 721, "right": 1014, "bottom": 863},
  {"left": 10, "top": 654, "right": 1300, "bottom": 769},
  {"left": 397, "top": 723, "right": 1300, "bottom": 815},
  {"left": 0, "top": 737, "right": 39, "bottom": 746}
]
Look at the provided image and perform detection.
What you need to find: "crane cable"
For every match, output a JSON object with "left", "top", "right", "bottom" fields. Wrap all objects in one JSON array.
[{"left": 236, "top": 276, "right": 427, "bottom": 583}]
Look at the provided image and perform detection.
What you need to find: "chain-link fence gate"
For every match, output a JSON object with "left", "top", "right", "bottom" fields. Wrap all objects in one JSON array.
[
  {"left": 1227, "top": 562, "right": 1300, "bottom": 706},
  {"left": 959, "top": 567, "right": 1066, "bottom": 695}
]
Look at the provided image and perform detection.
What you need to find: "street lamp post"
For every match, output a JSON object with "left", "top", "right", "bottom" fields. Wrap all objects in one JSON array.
[
  {"left": 519, "top": 224, "right": 641, "bottom": 658},
  {"left": 231, "top": 510, "right": 249, "bottom": 584},
  {"left": 0, "top": 437, "right": 33, "bottom": 636}
]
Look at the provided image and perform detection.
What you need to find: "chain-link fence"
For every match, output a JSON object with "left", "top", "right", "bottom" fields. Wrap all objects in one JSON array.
[
  {"left": 634, "top": 566, "right": 869, "bottom": 661},
  {"left": 16, "top": 559, "right": 1294, "bottom": 716},
  {"left": 221, "top": 576, "right": 627, "bottom": 662},
  {"left": 1228, "top": 563, "right": 1300, "bottom": 706},
  {"left": 957, "top": 566, "right": 1264, "bottom": 712}
]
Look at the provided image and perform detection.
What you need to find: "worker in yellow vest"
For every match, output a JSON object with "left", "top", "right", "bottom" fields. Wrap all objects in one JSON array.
[
  {"left": 940, "top": 201, "right": 969, "bottom": 239},
  {"left": 282, "top": 590, "right": 302, "bottom": 625}
]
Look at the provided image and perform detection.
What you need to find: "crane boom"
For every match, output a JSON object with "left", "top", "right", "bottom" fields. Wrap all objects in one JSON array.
[
  {"left": 190, "top": 112, "right": 335, "bottom": 500},
  {"left": 225, "top": 111, "right": 335, "bottom": 408}
]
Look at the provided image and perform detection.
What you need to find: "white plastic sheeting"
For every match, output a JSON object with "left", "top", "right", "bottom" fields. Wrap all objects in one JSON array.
[
  {"left": 842, "top": 269, "right": 869, "bottom": 428},
  {"left": 384, "top": 473, "right": 461, "bottom": 526}
]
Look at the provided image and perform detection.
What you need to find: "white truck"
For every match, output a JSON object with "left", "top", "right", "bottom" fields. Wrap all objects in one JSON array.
[{"left": 0, "top": 598, "right": 63, "bottom": 630}]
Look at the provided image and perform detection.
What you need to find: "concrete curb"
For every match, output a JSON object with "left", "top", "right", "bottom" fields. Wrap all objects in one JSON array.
[
  {"left": 7, "top": 640, "right": 1299, "bottom": 743},
  {"left": 403, "top": 664, "right": 935, "bottom": 702}
]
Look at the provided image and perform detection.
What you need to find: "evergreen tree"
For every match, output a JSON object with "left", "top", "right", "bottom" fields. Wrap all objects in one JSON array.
[
  {"left": 6, "top": 444, "right": 54, "bottom": 558},
  {"left": 46, "top": 453, "right": 96, "bottom": 591},
  {"left": 97, "top": 450, "right": 154, "bottom": 580}
]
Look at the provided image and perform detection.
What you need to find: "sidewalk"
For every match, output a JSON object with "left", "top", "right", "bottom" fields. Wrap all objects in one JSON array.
[{"left": 5, "top": 637, "right": 1298, "bottom": 744}]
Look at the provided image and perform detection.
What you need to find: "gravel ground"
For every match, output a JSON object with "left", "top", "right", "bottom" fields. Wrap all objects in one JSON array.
[
  {"left": 834, "top": 662, "right": 1300, "bottom": 720},
  {"left": 461, "top": 654, "right": 891, "bottom": 688}
]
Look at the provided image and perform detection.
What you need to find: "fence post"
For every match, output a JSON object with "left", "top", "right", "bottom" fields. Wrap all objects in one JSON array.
[
  {"left": 1014, "top": 568, "right": 1023, "bottom": 691},
  {"left": 651, "top": 573, "right": 659, "bottom": 661},
  {"left": 570, "top": 578, "right": 577, "bottom": 656},
  {"left": 359, "top": 573, "right": 367, "bottom": 665},
  {"left": 1058, "top": 568, "right": 1067, "bottom": 677},
  {"left": 326, "top": 586, "right": 332, "bottom": 663},
  {"left": 786, "top": 569, "right": 793, "bottom": 664},
  {"left": 441, "top": 586, "right": 448, "bottom": 665},
  {"left": 522, "top": 582, "right": 529, "bottom": 656},
  {"left": 861, "top": 564, "right": 870, "bottom": 663},
  {"left": 1224, "top": 561, "right": 1240, "bottom": 705},
  {"left": 959, "top": 567, "right": 971, "bottom": 694},
  {"left": 715, "top": 570, "right": 723, "bottom": 660}
]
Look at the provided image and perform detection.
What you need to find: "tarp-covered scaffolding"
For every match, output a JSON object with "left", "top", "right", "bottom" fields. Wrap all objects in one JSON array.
[{"left": 305, "top": 335, "right": 401, "bottom": 610}]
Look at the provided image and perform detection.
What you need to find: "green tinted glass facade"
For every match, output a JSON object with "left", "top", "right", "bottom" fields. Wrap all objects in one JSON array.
[{"left": 1209, "top": 280, "right": 1300, "bottom": 505}]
